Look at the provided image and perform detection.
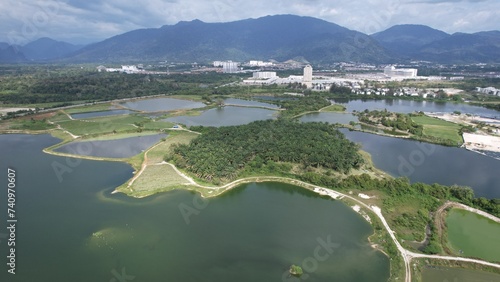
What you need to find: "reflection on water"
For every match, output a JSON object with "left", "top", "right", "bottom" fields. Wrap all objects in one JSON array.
[{"left": 121, "top": 98, "right": 206, "bottom": 112}]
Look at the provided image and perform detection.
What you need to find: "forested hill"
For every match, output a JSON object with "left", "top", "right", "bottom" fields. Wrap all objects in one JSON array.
[{"left": 168, "top": 120, "right": 364, "bottom": 183}]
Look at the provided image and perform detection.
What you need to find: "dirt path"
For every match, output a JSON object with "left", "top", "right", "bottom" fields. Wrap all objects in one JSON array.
[
  {"left": 437, "top": 201, "right": 500, "bottom": 224},
  {"left": 150, "top": 167, "right": 500, "bottom": 282},
  {"left": 126, "top": 141, "right": 164, "bottom": 187}
]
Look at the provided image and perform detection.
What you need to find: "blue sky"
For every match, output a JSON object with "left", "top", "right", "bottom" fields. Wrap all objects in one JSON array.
[{"left": 1, "top": 0, "right": 498, "bottom": 45}]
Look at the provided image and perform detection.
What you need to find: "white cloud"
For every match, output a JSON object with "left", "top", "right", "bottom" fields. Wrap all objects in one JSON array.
[{"left": 0, "top": 0, "right": 498, "bottom": 44}]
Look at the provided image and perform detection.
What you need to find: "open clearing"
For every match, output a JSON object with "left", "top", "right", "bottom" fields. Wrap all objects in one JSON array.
[
  {"left": 55, "top": 115, "right": 150, "bottom": 136},
  {"left": 412, "top": 115, "right": 463, "bottom": 144},
  {"left": 126, "top": 164, "right": 190, "bottom": 192},
  {"left": 446, "top": 208, "right": 500, "bottom": 262}
]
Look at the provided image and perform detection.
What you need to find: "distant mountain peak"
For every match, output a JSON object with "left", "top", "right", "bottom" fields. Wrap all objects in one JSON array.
[
  {"left": 68, "top": 15, "right": 391, "bottom": 64},
  {"left": 371, "top": 24, "right": 450, "bottom": 57},
  {"left": 176, "top": 19, "right": 205, "bottom": 25},
  {"left": 21, "top": 37, "right": 83, "bottom": 61}
]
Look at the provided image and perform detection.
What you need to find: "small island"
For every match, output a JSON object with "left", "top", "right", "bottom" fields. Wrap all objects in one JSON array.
[{"left": 289, "top": 264, "right": 303, "bottom": 277}]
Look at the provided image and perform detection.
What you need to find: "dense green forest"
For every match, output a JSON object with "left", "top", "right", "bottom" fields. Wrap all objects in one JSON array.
[
  {"left": 0, "top": 71, "right": 242, "bottom": 104},
  {"left": 167, "top": 120, "right": 364, "bottom": 182},
  {"left": 275, "top": 95, "right": 331, "bottom": 117},
  {"left": 356, "top": 109, "right": 424, "bottom": 135}
]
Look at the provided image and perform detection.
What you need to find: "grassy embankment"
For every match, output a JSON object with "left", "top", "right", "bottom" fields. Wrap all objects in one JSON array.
[
  {"left": 115, "top": 131, "right": 202, "bottom": 198},
  {"left": 320, "top": 104, "right": 346, "bottom": 112}
]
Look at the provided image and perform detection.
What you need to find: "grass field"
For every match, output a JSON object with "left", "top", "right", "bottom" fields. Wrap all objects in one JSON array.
[
  {"left": 64, "top": 103, "right": 112, "bottom": 114},
  {"left": 49, "top": 112, "right": 72, "bottom": 122},
  {"left": 127, "top": 164, "right": 190, "bottom": 192},
  {"left": 146, "top": 131, "right": 199, "bottom": 164},
  {"left": 115, "top": 131, "right": 205, "bottom": 197},
  {"left": 143, "top": 121, "right": 175, "bottom": 130},
  {"left": 412, "top": 115, "right": 463, "bottom": 144},
  {"left": 56, "top": 115, "right": 149, "bottom": 136},
  {"left": 422, "top": 266, "right": 500, "bottom": 282},
  {"left": 79, "top": 131, "right": 162, "bottom": 141},
  {"left": 446, "top": 208, "right": 500, "bottom": 262},
  {"left": 9, "top": 119, "right": 57, "bottom": 130}
]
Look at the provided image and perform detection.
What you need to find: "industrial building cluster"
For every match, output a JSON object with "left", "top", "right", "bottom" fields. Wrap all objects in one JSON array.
[
  {"left": 96, "top": 64, "right": 168, "bottom": 74},
  {"left": 243, "top": 65, "right": 420, "bottom": 91},
  {"left": 476, "top": 87, "right": 500, "bottom": 96}
]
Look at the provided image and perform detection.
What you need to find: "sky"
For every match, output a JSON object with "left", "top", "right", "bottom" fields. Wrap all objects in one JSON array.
[{"left": 0, "top": 0, "right": 498, "bottom": 45}]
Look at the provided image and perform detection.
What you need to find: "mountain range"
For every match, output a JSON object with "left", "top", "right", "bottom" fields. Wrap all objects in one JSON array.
[
  {"left": 0, "top": 15, "right": 499, "bottom": 64},
  {"left": 0, "top": 37, "right": 83, "bottom": 63},
  {"left": 372, "top": 25, "right": 500, "bottom": 63}
]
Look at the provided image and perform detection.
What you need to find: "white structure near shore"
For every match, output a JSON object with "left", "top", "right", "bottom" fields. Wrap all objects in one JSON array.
[
  {"left": 253, "top": 72, "right": 277, "bottom": 79},
  {"left": 303, "top": 65, "right": 313, "bottom": 88},
  {"left": 384, "top": 66, "right": 418, "bottom": 78},
  {"left": 463, "top": 133, "right": 500, "bottom": 153},
  {"left": 476, "top": 87, "right": 500, "bottom": 96}
]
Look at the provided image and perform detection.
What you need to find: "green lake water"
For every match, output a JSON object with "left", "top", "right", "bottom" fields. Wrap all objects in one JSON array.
[
  {"left": 446, "top": 208, "right": 500, "bottom": 262},
  {"left": 422, "top": 266, "right": 500, "bottom": 282},
  {"left": 0, "top": 134, "right": 389, "bottom": 282}
]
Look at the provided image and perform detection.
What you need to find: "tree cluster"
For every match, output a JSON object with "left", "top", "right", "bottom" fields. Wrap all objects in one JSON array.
[
  {"left": 168, "top": 120, "right": 364, "bottom": 182},
  {"left": 357, "top": 109, "right": 424, "bottom": 135},
  {"left": 276, "top": 95, "right": 331, "bottom": 117},
  {"left": 0, "top": 71, "right": 241, "bottom": 104}
]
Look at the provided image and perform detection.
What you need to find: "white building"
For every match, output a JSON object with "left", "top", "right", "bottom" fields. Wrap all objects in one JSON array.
[
  {"left": 253, "top": 72, "right": 277, "bottom": 79},
  {"left": 248, "top": 60, "right": 274, "bottom": 67},
  {"left": 221, "top": 61, "right": 239, "bottom": 73},
  {"left": 121, "top": 65, "right": 139, "bottom": 73},
  {"left": 303, "top": 65, "right": 313, "bottom": 88},
  {"left": 384, "top": 66, "right": 418, "bottom": 78},
  {"left": 476, "top": 87, "right": 500, "bottom": 96},
  {"left": 213, "top": 61, "right": 224, "bottom": 67}
]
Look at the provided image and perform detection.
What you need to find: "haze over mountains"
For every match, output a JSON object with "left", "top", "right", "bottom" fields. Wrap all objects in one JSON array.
[
  {"left": 0, "top": 37, "right": 83, "bottom": 62},
  {"left": 1, "top": 15, "right": 499, "bottom": 64}
]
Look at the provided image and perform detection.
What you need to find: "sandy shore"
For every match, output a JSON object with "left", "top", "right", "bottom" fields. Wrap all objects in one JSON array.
[{"left": 463, "top": 133, "right": 500, "bottom": 153}]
